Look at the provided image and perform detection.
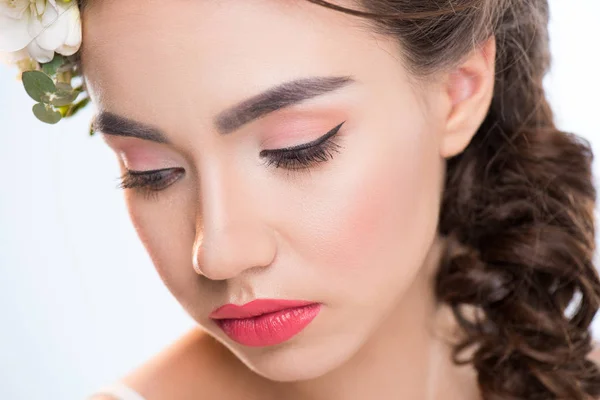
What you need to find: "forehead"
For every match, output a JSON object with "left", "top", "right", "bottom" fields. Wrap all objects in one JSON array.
[{"left": 80, "top": 0, "right": 406, "bottom": 134}]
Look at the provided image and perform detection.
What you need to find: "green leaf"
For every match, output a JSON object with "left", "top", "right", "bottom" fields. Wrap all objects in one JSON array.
[
  {"left": 52, "top": 82, "right": 79, "bottom": 106},
  {"left": 41, "top": 54, "right": 65, "bottom": 76},
  {"left": 37, "top": 82, "right": 81, "bottom": 107},
  {"left": 22, "top": 71, "right": 57, "bottom": 102},
  {"left": 50, "top": 91, "right": 79, "bottom": 107},
  {"left": 32, "top": 103, "right": 62, "bottom": 124},
  {"left": 55, "top": 82, "right": 73, "bottom": 92}
]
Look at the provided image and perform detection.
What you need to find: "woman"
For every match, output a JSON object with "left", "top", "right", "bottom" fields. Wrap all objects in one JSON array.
[{"left": 2, "top": 0, "right": 600, "bottom": 399}]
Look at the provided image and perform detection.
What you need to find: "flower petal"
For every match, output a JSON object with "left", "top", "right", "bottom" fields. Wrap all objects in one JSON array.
[
  {"left": 35, "top": 2, "right": 72, "bottom": 52},
  {"left": 27, "top": 39, "right": 54, "bottom": 63},
  {"left": 61, "top": 5, "right": 81, "bottom": 48},
  {"left": 35, "top": 0, "right": 46, "bottom": 16},
  {"left": 41, "top": 2, "right": 59, "bottom": 26},
  {"left": 0, "top": 0, "right": 30, "bottom": 19},
  {"left": 27, "top": 11, "right": 44, "bottom": 38},
  {"left": 0, "top": 13, "right": 32, "bottom": 52},
  {"left": 36, "top": 18, "right": 69, "bottom": 51}
]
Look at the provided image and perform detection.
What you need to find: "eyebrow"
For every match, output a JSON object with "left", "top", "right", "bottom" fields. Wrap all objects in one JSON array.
[{"left": 92, "top": 75, "right": 356, "bottom": 143}]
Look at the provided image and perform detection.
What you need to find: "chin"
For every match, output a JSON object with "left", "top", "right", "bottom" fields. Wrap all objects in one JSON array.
[{"left": 216, "top": 329, "right": 367, "bottom": 382}]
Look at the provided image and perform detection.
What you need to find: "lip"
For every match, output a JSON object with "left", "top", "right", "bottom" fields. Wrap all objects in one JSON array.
[
  {"left": 209, "top": 299, "right": 317, "bottom": 319},
  {"left": 209, "top": 299, "right": 321, "bottom": 347}
]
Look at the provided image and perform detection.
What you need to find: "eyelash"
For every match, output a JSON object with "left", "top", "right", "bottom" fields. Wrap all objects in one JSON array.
[
  {"left": 259, "top": 121, "right": 345, "bottom": 171},
  {"left": 117, "top": 120, "right": 346, "bottom": 198},
  {"left": 118, "top": 168, "right": 185, "bottom": 200}
]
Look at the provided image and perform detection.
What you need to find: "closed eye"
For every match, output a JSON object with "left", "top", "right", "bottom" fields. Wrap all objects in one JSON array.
[
  {"left": 117, "top": 167, "right": 185, "bottom": 200},
  {"left": 259, "top": 121, "right": 346, "bottom": 171}
]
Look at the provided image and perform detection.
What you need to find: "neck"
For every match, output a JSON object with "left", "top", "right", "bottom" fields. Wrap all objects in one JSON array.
[{"left": 274, "top": 235, "right": 477, "bottom": 400}]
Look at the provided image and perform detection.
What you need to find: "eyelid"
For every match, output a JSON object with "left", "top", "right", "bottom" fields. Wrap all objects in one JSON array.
[
  {"left": 261, "top": 121, "right": 345, "bottom": 154},
  {"left": 101, "top": 135, "right": 183, "bottom": 172},
  {"left": 126, "top": 167, "right": 175, "bottom": 174},
  {"left": 118, "top": 167, "right": 185, "bottom": 197}
]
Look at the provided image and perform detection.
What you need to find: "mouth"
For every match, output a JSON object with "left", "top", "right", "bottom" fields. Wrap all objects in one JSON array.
[
  {"left": 209, "top": 298, "right": 318, "bottom": 319},
  {"left": 209, "top": 299, "right": 322, "bottom": 347}
]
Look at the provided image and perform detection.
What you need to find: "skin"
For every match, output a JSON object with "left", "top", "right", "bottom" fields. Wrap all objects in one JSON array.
[{"left": 81, "top": 0, "right": 497, "bottom": 399}]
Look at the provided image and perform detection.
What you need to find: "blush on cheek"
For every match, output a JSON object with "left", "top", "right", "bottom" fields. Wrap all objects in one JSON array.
[
  {"left": 318, "top": 133, "right": 441, "bottom": 283},
  {"left": 340, "top": 166, "right": 416, "bottom": 263}
]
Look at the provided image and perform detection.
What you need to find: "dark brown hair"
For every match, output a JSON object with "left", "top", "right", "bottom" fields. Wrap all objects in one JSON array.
[{"left": 77, "top": 0, "right": 600, "bottom": 398}]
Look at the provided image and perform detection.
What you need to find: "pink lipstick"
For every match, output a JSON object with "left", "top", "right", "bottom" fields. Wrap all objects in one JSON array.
[{"left": 209, "top": 299, "right": 321, "bottom": 347}]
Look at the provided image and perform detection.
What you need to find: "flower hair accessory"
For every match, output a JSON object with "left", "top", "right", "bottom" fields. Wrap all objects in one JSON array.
[{"left": 0, "top": 0, "right": 91, "bottom": 126}]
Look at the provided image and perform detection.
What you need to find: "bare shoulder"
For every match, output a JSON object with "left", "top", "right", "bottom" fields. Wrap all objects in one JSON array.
[
  {"left": 119, "top": 327, "right": 226, "bottom": 400},
  {"left": 118, "top": 328, "right": 270, "bottom": 400}
]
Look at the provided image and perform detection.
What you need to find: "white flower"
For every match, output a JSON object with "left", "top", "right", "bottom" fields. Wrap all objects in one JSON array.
[{"left": 0, "top": 0, "right": 82, "bottom": 64}]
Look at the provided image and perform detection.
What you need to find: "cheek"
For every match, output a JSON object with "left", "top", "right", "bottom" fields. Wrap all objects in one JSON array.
[
  {"left": 123, "top": 190, "right": 199, "bottom": 300},
  {"left": 298, "top": 120, "right": 444, "bottom": 300}
]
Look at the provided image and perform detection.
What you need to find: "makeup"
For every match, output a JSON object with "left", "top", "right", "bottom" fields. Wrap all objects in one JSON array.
[{"left": 210, "top": 299, "right": 321, "bottom": 347}]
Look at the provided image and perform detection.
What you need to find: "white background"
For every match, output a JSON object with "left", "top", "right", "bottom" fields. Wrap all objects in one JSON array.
[{"left": 0, "top": 1, "right": 599, "bottom": 399}]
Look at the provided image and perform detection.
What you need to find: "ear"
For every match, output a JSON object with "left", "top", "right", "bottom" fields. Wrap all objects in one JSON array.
[{"left": 439, "top": 36, "right": 496, "bottom": 159}]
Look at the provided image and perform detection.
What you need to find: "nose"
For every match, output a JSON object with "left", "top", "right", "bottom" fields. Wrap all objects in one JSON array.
[{"left": 192, "top": 164, "right": 277, "bottom": 281}]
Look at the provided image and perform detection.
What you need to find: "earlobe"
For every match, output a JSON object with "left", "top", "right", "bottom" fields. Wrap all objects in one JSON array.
[{"left": 439, "top": 37, "right": 496, "bottom": 159}]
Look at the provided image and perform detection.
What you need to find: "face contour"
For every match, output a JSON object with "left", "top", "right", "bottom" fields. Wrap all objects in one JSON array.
[{"left": 81, "top": 0, "right": 452, "bottom": 382}]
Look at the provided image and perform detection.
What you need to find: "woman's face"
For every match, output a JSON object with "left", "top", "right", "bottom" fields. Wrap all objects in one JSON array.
[{"left": 81, "top": 0, "right": 449, "bottom": 381}]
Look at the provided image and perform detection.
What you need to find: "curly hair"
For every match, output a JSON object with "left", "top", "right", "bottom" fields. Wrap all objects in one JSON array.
[
  {"left": 77, "top": 0, "right": 600, "bottom": 398},
  {"left": 295, "top": 0, "right": 600, "bottom": 398}
]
